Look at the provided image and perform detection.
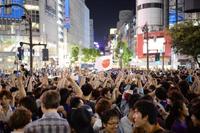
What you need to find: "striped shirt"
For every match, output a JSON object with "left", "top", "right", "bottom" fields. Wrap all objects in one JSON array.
[{"left": 24, "top": 112, "right": 70, "bottom": 133}]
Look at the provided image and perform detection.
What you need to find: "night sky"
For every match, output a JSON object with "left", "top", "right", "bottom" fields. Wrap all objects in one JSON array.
[{"left": 85, "top": 0, "right": 136, "bottom": 47}]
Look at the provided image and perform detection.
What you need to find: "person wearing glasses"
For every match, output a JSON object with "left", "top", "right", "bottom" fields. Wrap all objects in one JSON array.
[{"left": 99, "top": 108, "right": 120, "bottom": 133}]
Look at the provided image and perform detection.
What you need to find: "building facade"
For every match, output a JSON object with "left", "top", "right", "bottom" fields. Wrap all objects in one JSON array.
[
  {"left": 135, "top": 0, "right": 172, "bottom": 68},
  {"left": 67, "top": 0, "right": 90, "bottom": 48},
  {"left": 89, "top": 19, "right": 94, "bottom": 48},
  {"left": 0, "top": 0, "right": 91, "bottom": 69},
  {"left": 136, "top": 0, "right": 164, "bottom": 34}
]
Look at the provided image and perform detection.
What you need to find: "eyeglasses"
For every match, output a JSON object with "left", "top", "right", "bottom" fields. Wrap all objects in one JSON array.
[{"left": 107, "top": 121, "right": 119, "bottom": 126}]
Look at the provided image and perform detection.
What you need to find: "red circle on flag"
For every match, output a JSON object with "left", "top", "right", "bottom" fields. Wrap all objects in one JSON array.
[{"left": 102, "top": 59, "right": 110, "bottom": 68}]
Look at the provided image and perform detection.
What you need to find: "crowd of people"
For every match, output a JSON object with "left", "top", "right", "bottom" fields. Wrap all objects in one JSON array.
[{"left": 0, "top": 65, "right": 200, "bottom": 133}]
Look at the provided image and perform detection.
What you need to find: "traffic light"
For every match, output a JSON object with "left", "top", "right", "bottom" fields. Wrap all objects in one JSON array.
[
  {"left": 155, "top": 53, "right": 160, "bottom": 61},
  {"left": 17, "top": 47, "right": 24, "bottom": 60},
  {"left": 42, "top": 48, "right": 49, "bottom": 61}
]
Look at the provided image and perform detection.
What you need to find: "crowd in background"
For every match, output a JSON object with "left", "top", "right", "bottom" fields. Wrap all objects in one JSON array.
[{"left": 0, "top": 65, "right": 200, "bottom": 133}]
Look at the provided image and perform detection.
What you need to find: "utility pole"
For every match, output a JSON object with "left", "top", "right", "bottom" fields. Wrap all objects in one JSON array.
[
  {"left": 162, "top": 52, "right": 165, "bottom": 71},
  {"left": 162, "top": 43, "right": 165, "bottom": 71},
  {"left": 142, "top": 24, "right": 149, "bottom": 72}
]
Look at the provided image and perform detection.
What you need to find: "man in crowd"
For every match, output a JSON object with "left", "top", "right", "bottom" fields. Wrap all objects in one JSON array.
[
  {"left": 24, "top": 90, "right": 70, "bottom": 133},
  {"left": 132, "top": 100, "right": 168, "bottom": 133}
]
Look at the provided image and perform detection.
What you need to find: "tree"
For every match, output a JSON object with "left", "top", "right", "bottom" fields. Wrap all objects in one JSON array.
[
  {"left": 115, "top": 41, "right": 133, "bottom": 67},
  {"left": 169, "top": 20, "right": 200, "bottom": 66},
  {"left": 70, "top": 46, "right": 79, "bottom": 64},
  {"left": 81, "top": 48, "right": 100, "bottom": 62}
]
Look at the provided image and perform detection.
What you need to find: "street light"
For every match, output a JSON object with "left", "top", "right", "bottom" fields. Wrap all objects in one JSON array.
[
  {"left": 162, "top": 43, "right": 166, "bottom": 71},
  {"left": 142, "top": 23, "right": 149, "bottom": 72},
  {"left": 0, "top": 3, "right": 33, "bottom": 74}
]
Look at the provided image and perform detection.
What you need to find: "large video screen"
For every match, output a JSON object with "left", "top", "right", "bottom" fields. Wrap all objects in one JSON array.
[{"left": 0, "top": 0, "right": 24, "bottom": 19}]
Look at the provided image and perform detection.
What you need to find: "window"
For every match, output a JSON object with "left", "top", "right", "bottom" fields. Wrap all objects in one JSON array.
[
  {"left": 137, "top": 3, "right": 163, "bottom": 11},
  {"left": 30, "top": 10, "right": 40, "bottom": 23}
]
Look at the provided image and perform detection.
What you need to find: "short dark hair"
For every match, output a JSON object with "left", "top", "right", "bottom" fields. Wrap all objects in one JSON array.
[
  {"left": 101, "top": 109, "right": 120, "bottom": 124},
  {"left": 81, "top": 83, "right": 93, "bottom": 96},
  {"left": 128, "top": 93, "right": 141, "bottom": 108},
  {"left": 41, "top": 90, "right": 61, "bottom": 109},
  {"left": 167, "top": 90, "right": 185, "bottom": 104},
  {"left": 71, "top": 106, "right": 94, "bottom": 133},
  {"left": 101, "top": 88, "right": 110, "bottom": 97},
  {"left": 59, "top": 88, "right": 73, "bottom": 106},
  {"left": 19, "top": 96, "right": 37, "bottom": 114},
  {"left": 95, "top": 98, "right": 112, "bottom": 117},
  {"left": 155, "top": 87, "right": 167, "bottom": 100},
  {"left": 91, "top": 89, "right": 100, "bottom": 100},
  {"left": 70, "top": 96, "right": 83, "bottom": 108},
  {"left": 133, "top": 100, "right": 158, "bottom": 125},
  {"left": 9, "top": 107, "right": 32, "bottom": 129},
  {"left": 0, "top": 90, "right": 12, "bottom": 100}
]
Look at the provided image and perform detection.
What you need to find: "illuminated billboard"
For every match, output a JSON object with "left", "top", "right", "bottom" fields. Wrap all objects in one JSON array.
[
  {"left": 64, "top": 0, "right": 70, "bottom": 29},
  {"left": 169, "top": 0, "right": 185, "bottom": 26},
  {"left": 143, "top": 38, "right": 165, "bottom": 54},
  {"left": 0, "top": 0, "right": 24, "bottom": 19},
  {"left": 169, "top": 9, "right": 184, "bottom": 25}
]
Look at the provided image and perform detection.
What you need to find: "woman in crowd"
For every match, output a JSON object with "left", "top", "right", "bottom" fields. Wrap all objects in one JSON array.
[
  {"left": 8, "top": 107, "right": 32, "bottom": 133},
  {"left": 165, "top": 100, "right": 189, "bottom": 133}
]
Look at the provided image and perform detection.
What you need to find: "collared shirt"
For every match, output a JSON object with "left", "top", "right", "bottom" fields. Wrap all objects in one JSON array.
[
  {"left": 118, "top": 115, "right": 134, "bottom": 133},
  {"left": 24, "top": 112, "right": 70, "bottom": 133},
  {"left": 93, "top": 113, "right": 102, "bottom": 132}
]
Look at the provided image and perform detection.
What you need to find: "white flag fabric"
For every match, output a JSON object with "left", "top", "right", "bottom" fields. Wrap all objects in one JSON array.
[{"left": 95, "top": 55, "right": 113, "bottom": 71}]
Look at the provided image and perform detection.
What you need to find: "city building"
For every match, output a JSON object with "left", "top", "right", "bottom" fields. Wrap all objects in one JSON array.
[
  {"left": 184, "top": 0, "right": 200, "bottom": 13},
  {"left": 67, "top": 0, "right": 90, "bottom": 48},
  {"left": 169, "top": 0, "right": 185, "bottom": 26},
  {"left": 90, "top": 19, "right": 94, "bottom": 48},
  {"left": 169, "top": 0, "right": 200, "bottom": 68},
  {"left": 184, "top": 0, "right": 200, "bottom": 20},
  {"left": 135, "top": 0, "right": 172, "bottom": 69},
  {"left": 0, "top": 0, "right": 91, "bottom": 69},
  {"left": 57, "top": 0, "right": 91, "bottom": 67},
  {"left": 117, "top": 10, "right": 134, "bottom": 48}
]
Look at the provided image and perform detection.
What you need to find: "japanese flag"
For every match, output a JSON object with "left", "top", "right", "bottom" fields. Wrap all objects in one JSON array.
[{"left": 95, "top": 55, "right": 113, "bottom": 71}]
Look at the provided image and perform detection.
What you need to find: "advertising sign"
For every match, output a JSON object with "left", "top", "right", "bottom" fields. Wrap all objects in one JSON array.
[
  {"left": 169, "top": 9, "right": 184, "bottom": 25},
  {"left": 169, "top": 0, "right": 185, "bottom": 26},
  {"left": 143, "top": 37, "right": 165, "bottom": 54},
  {"left": 64, "top": 0, "right": 70, "bottom": 29},
  {"left": 0, "top": 0, "right": 24, "bottom": 19}
]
